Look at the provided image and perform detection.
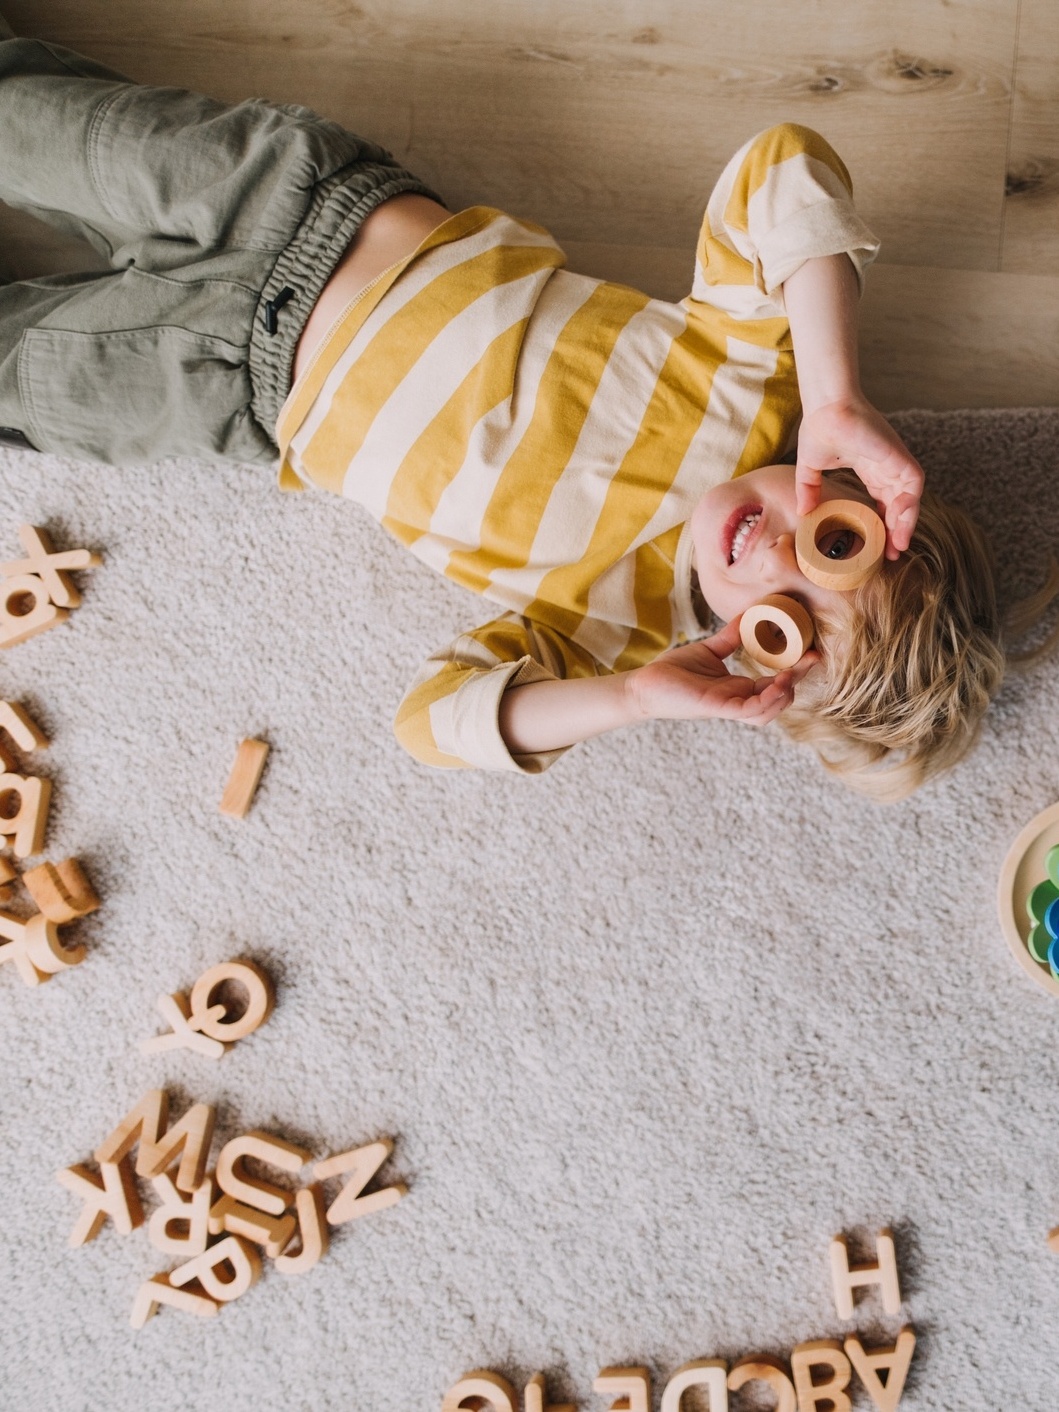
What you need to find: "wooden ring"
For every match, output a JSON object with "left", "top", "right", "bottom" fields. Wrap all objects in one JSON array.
[
  {"left": 794, "top": 498, "right": 885, "bottom": 591},
  {"left": 739, "top": 594, "right": 814, "bottom": 672},
  {"left": 189, "top": 959, "right": 274, "bottom": 1041}
]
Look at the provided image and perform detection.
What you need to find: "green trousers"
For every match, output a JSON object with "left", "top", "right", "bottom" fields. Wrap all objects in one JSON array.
[{"left": 0, "top": 29, "right": 440, "bottom": 465}]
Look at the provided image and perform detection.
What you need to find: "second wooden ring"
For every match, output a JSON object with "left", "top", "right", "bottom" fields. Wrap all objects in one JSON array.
[{"left": 739, "top": 594, "right": 815, "bottom": 672}]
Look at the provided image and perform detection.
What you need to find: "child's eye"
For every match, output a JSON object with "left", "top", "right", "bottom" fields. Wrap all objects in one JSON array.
[{"left": 818, "top": 528, "right": 864, "bottom": 560}]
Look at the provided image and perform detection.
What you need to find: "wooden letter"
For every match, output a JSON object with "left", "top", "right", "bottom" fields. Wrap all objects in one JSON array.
[
  {"left": 140, "top": 992, "right": 227, "bottom": 1060},
  {"left": 95, "top": 1090, "right": 216, "bottom": 1193},
  {"left": 0, "top": 700, "right": 48, "bottom": 768},
  {"left": 187, "top": 959, "right": 274, "bottom": 1042},
  {"left": 0, "top": 911, "right": 81, "bottom": 983},
  {"left": 148, "top": 1174, "right": 213, "bottom": 1258},
  {"left": 593, "top": 1367, "right": 650, "bottom": 1412},
  {"left": 727, "top": 1359, "right": 796, "bottom": 1412},
  {"left": 524, "top": 1372, "right": 577, "bottom": 1412},
  {"left": 661, "top": 1360, "right": 729, "bottom": 1411},
  {"left": 25, "top": 913, "right": 86, "bottom": 973},
  {"left": 0, "top": 772, "right": 51, "bottom": 857},
  {"left": 830, "top": 1229, "right": 902, "bottom": 1318},
  {"left": 274, "top": 1184, "right": 330, "bottom": 1275},
  {"left": 219, "top": 738, "right": 270, "bottom": 818},
  {"left": 56, "top": 1159, "right": 144, "bottom": 1246},
  {"left": 169, "top": 1233, "right": 262, "bottom": 1303},
  {"left": 207, "top": 1193, "right": 297, "bottom": 1257},
  {"left": 313, "top": 1139, "right": 406, "bottom": 1225},
  {"left": 216, "top": 1131, "right": 310, "bottom": 1215},
  {"left": 843, "top": 1330, "right": 916, "bottom": 1412},
  {"left": 441, "top": 1371, "right": 517, "bottom": 1412},
  {"left": 0, "top": 574, "right": 67, "bottom": 648},
  {"left": 790, "top": 1341, "right": 852, "bottom": 1412},
  {"left": 130, "top": 1271, "right": 219, "bottom": 1329},
  {"left": 0, "top": 910, "right": 53, "bottom": 986},
  {"left": 0, "top": 524, "right": 101, "bottom": 608},
  {"left": 0, "top": 855, "right": 15, "bottom": 905},
  {"left": 21, "top": 857, "right": 99, "bottom": 923}
]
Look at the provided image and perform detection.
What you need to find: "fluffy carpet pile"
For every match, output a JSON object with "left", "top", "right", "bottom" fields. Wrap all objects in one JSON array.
[{"left": 2, "top": 406, "right": 1058, "bottom": 1411}]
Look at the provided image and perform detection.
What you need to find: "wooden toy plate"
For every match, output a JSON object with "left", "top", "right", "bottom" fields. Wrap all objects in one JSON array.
[{"left": 997, "top": 800, "right": 1059, "bottom": 996}]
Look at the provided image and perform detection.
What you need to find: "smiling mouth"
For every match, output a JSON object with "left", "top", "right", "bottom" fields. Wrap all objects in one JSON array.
[{"left": 723, "top": 505, "right": 763, "bottom": 564}]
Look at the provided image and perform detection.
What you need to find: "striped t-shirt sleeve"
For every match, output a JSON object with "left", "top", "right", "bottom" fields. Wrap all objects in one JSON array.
[
  {"left": 689, "top": 123, "right": 881, "bottom": 314},
  {"left": 394, "top": 613, "right": 606, "bottom": 773}
]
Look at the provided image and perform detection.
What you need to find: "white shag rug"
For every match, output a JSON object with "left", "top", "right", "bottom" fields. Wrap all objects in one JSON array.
[{"left": 2, "top": 407, "right": 1058, "bottom": 1412}]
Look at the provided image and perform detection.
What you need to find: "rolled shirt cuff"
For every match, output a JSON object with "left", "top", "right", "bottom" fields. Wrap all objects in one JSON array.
[
  {"left": 754, "top": 198, "right": 881, "bottom": 297},
  {"left": 428, "top": 655, "right": 572, "bottom": 773}
]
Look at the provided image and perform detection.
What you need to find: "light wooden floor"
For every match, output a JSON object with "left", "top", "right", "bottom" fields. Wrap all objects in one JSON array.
[{"left": 2, "top": 0, "right": 1057, "bottom": 410}]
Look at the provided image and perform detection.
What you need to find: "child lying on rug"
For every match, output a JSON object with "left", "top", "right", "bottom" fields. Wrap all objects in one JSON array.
[{"left": 0, "top": 23, "right": 1046, "bottom": 799}]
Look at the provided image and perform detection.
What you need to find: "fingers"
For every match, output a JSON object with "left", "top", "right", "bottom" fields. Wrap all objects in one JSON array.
[
  {"left": 719, "top": 652, "right": 822, "bottom": 724},
  {"left": 790, "top": 650, "right": 820, "bottom": 682},
  {"left": 795, "top": 462, "right": 823, "bottom": 517},
  {"left": 717, "top": 669, "right": 797, "bottom": 724},
  {"left": 700, "top": 615, "right": 745, "bottom": 660},
  {"left": 884, "top": 490, "right": 921, "bottom": 557}
]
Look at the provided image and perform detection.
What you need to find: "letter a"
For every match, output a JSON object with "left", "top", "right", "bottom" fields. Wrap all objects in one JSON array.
[{"left": 844, "top": 1330, "right": 916, "bottom": 1412}]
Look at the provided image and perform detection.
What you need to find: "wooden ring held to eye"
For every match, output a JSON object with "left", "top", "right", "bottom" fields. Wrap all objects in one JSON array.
[
  {"left": 739, "top": 594, "right": 815, "bottom": 672},
  {"left": 794, "top": 498, "right": 885, "bottom": 591}
]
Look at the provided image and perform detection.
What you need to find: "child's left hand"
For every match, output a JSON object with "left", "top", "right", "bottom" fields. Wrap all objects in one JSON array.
[{"left": 794, "top": 395, "right": 925, "bottom": 559}]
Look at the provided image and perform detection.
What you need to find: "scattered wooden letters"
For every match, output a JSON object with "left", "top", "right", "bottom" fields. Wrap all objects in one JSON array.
[
  {"left": 0, "top": 855, "right": 99, "bottom": 987},
  {"left": 56, "top": 1087, "right": 405, "bottom": 1327},
  {"left": 140, "top": 959, "right": 275, "bottom": 1059},
  {"left": 0, "top": 695, "right": 100, "bottom": 986},
  {"left": 0, "top": 523, "right": 101, "bottom": 649},
  {"left": 443, "top": 1230, "right": 916, "bottom": 1412}
]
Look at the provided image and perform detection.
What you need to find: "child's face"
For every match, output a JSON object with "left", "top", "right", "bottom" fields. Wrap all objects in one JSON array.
[{"left": 690, "top": 464, "right": 876, "bottom": 624}]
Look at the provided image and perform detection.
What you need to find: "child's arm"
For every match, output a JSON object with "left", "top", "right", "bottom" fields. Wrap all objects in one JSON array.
[
  {"left": 498, "top": 620, "right": 816, "bottom": 755},
  {"left": 394, "top": 612, "right": 811, "bottom": 768},
  {"left": 783, "top": 252, "right": 925, "bottom": 558}
]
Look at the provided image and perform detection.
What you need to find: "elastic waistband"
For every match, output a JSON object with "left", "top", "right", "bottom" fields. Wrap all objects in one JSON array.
[{"left": 248, "top": 160, "right": 442, "bottom": 445}]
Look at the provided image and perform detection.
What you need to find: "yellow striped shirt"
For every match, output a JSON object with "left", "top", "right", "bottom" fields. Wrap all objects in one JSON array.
[{"left": 276, "top": 124, "right": 880, "bottom": 772}]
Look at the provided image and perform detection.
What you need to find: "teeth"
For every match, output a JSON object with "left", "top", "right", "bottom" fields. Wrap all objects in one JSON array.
[{"left": 730, "top": 513, "right": 760, "bottom": 564}]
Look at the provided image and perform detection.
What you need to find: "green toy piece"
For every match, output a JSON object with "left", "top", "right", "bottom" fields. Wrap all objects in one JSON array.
[
  {"left": 1028, "top": 923, "right": 1053, "bottom": 964},
  {"left": 1027, "top": 879, "right": 1059, "bottom": 924}
]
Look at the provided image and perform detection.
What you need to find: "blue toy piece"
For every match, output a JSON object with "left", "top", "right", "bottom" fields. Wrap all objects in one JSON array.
[
  {"left": 1048, "top": 844, "right": 1059, "bottom": 890},
  {"left": 1046, "top": 897, "right": 1059, "bottom": 941},
  {"left": 1028, "top": 923, "right": 1053, "bottom": 964},
  {"left": 1028, "top": 879, "right": 1059, "bottom": 924},
  {"left": 1049, "top": 934, "right": 1059, "bottom": 982}
]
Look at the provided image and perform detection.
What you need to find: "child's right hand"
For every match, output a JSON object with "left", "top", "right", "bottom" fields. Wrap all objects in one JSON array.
[
  {"left": 794, "top": 395, "right": 925, "bottom": 558},
  {"left": 628, "top": 619, "right": 819, "bottom": 726}
]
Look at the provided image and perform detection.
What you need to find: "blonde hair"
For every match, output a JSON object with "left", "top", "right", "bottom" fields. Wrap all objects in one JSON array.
[{"left": 754, "top": 469, "right": 1059, "bottom": 802}]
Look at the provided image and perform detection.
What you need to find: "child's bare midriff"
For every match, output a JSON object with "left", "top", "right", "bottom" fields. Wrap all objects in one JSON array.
[{"left": 291, "top": 192, "right": 451, "bottom": 384}]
